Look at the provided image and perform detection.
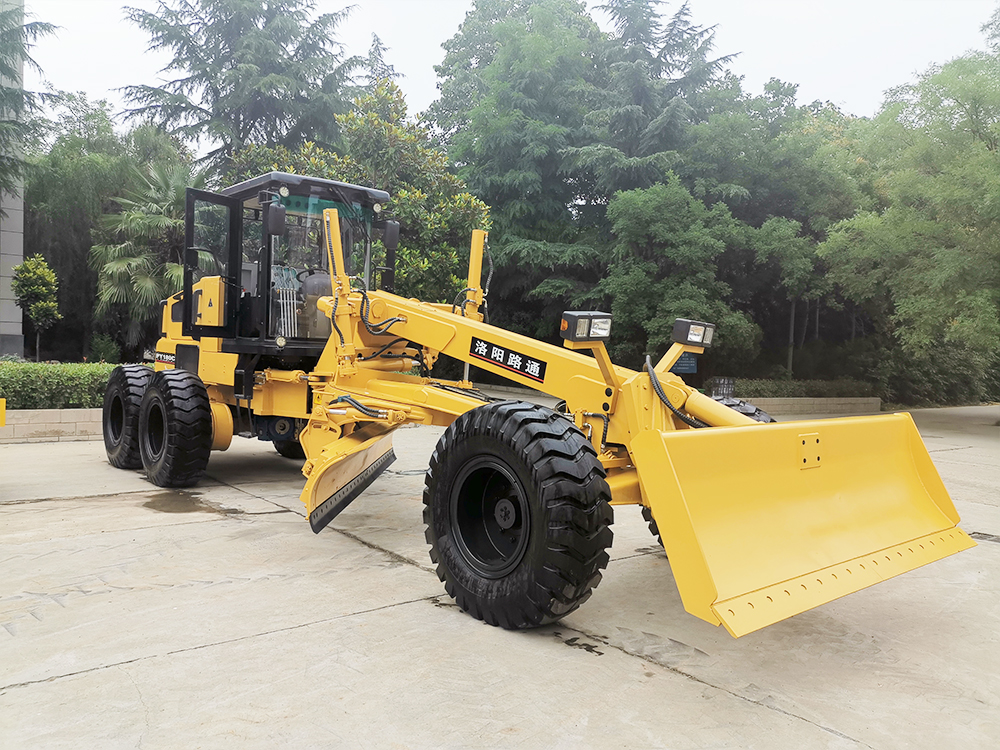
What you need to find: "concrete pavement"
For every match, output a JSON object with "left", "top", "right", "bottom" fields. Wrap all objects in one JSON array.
[{"left": 1, "top": 406, "right": 997, "bottom": 748}]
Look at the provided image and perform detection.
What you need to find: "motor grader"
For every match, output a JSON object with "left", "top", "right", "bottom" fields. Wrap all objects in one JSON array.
[{"left": 101, "top": 172, "right": 974, "bottom": 637}]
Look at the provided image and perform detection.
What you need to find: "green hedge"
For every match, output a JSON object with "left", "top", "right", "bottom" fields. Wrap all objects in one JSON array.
[
  {"left": 733, "top": 378, "right": 876, "bottom": 399},
  {"left": 0, "top": 362, "right": 123, "bottom": 409}
]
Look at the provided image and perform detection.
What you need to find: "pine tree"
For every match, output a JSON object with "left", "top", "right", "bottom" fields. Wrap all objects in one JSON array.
[
  {"left": 123, "top": 0, "right": 360, "bottom": 172},
  {"left": 0, "top": 5, "right": 53, "bottom": 198}
]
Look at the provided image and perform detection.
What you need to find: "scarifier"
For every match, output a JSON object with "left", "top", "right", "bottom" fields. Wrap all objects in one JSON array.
[{"left": 101, "top": 173, "right": 975, "bottom": 637}]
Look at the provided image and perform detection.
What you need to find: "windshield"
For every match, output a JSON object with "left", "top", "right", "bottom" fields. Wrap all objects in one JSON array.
[
  {"left": 275, "top": 194, "right": 372, "bottom": 278},
  {"left": 240, "top": 191, "right": 374, "bottom": 341}
]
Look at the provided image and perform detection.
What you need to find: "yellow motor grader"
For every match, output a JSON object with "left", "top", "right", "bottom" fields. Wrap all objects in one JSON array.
[{"left": 101, "top": 172, "right": 974, "bottom": 637}]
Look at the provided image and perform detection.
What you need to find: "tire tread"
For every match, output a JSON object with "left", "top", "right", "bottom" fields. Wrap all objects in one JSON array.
[
  {"left": 103, "top": 365, "right": 153, "bottom": 469},
  {"left": 140, "top": 369, "right": 212, "bottom": 487},
  {"left": 423, "top": 400, "right": 614, "bottom": 629}
]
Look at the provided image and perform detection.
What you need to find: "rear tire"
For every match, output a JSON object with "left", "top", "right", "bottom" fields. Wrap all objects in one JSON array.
[
  {"left": 641, "top": 505, "right": 665, "bottom": 551},
  {"left": 103, "top": 365, "right": 153, "bottom": 469},
  {"left": 424, "top": 401, "right": 614, "bottom": 629},
  {"left": 713, "top": 396, "right": 777, "bottom": 423},
  {"left": 139, "top": 369, "right": 212, "bottom": 487},
  {"left": 274, "top": 439, "right": 305, "bottom": 459}
]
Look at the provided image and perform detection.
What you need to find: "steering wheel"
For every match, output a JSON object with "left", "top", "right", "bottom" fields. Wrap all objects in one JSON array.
[{"left": 296, "top": 268, "right": 323, "bottom": 282}]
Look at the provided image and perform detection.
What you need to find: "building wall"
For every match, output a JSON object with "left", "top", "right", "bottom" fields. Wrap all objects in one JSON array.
[{"left": 0, "top": 0, "right": 25, "bottom": 357}]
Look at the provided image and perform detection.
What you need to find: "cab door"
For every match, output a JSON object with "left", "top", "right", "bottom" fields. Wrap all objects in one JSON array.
[{"left": 183, "top": 188, "right": 242, "bottom": 339}]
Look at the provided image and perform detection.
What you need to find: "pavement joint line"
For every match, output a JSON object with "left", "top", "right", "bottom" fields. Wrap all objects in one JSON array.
[
  {"left": 0, "top": 595, "right": 441, "bottom": 693},
  {"left": 927, "top": 446, "right": 974, "bottom": 453},
  {"left": 0, "top": 489, "right": 149, "bottom": 506},
  {"left": 557, "top": 621, "right": 876, "bottom": 749},
  {"left": 0, "top": 514, "right": 240, "bottom": 537},
  {"left": 329, "top": 526, "right": 436, "bottom": 575},
  {"left": 204, "top": 470, "right": 306, "bottom": 517}
]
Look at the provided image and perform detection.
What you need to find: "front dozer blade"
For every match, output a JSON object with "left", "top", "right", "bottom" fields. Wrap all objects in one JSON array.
[
  {"left": 300, "top": 424, "right": 397, "bottom": 533},
  {"left": 632, "top": 413, "right": 975, "bottom": 637}
]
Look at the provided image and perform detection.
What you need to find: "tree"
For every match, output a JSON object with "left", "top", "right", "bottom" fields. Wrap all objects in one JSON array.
[
  {"left": 0, "top": 5, "right": 53, "bottom": 199},
  {"left": 364, "top": 34, "right": 398, "bottom": 84},
  {"left": 563, "top": 1, "right": 734, "bottom": 199},
  {"left": 230, "top": 80, "right": 490, "bottom": 302},
  {"left": 817, "top": 50, "right": 1000, "bottom": 401},
  {"left": 24, "top": 93, "right": 190, "bottom": 360},
  {"left": 752, "top": 217, "right": 820, "bottom": 374},
  {"left": 123, "top": 0, "right": 360, "bottom": 172},
  {"left": 90, "top": 162, "right": 208, "bottom": 354},
  {"left": 11, "top": 254, "right": 61, "bottom": 360},
  {"left": 600, "top": 175, "right": 760, "bottom": 370},
  {"left": 431, "top": 0, "right": 603, "bottom": 241},
  {"left": 430, "top": 0, "right": 746, "bottom": 346}
]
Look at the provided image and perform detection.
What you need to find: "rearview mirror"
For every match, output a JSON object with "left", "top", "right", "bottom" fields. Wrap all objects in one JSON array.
[
  {"left": 267, "top": 204, "right": 286, "bottom": 236},
  {"left": 382, "top": 220, "right": 400, "bottom": 251}
]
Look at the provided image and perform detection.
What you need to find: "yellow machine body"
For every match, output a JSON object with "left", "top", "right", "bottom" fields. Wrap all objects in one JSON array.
[
  {"left": 152, "top": 204, "right": 974, "bottom": 637},
  {"left": 192, "top": 276, "right": 226, "bottom": 327}
]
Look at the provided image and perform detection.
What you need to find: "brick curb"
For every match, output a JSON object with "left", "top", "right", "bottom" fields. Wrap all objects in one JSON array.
[
  {"left": 0, "top": 408, "right": 103, "bottom": 444},
  {"left": 746, "top": 397, "right": 881, "bottom": 416}
]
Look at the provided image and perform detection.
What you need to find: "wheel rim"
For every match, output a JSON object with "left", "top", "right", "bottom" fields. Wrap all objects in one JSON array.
[
  {"left": 107, "top": 393, "right": 125, "bottom": 444},
  {"left": 450, "top": 457, "right": 530, "bottom": 578},
  {"left": 144, "top": 399, "right": 166, "bottom": 461}
]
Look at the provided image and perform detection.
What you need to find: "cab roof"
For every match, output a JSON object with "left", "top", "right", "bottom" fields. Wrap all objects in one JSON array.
[{"left": 222, "top": 172, "right": 390, "bottom": 206}]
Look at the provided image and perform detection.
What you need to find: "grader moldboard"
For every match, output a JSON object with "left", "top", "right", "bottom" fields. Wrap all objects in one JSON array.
[{"left": 102, "top": 172, "right": 974, "bottom": 637}]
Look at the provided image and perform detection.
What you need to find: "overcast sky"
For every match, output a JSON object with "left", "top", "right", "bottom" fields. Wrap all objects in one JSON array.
[{"left": 21, "top": 0, "right": 1000, "bottom": 123}]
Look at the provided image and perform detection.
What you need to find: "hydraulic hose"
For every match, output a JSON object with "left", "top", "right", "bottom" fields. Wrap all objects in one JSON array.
[
  {"left": 356, "top": 286, "right": 405, "bottom": 335},
  {"left": 581, "top": 411, "right": 610, "bottom": 450},
  {"left": 331, "top": 289, "right": 345, "bottom": 346},
  {"left": 451, "top": 287, "right": 476, "bottom": 316},
  {"left": 645, "top": 356, "right": 708, "bottom": 429},
  {"left": 329, "top": 394, "right": 387, "bottom": 420}
]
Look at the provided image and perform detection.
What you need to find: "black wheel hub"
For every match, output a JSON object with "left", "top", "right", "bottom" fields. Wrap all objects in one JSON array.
[
  {"left": 450, "top": 458, "right": 530, "bottom": 579},
  {"left": 494, "top": 498, "right": 516, "bottom": 530},
  {"left": 107, "top": 394, "right": 125, "bottom": 443},
  {"left": 144, "top": 400, "right": 166, "bottom": 462}
]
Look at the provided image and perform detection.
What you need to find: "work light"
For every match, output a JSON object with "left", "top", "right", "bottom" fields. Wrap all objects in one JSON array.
[
  {"left": 560, "top": 311, "right": 613, "bottom": 342},
  {"left": 671, "top": 319, "right": 716, "bottom": 347}
]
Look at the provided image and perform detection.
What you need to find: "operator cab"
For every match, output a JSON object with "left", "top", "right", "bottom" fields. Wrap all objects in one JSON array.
[{"left": 181, "top": 172, "right": 399, "bottom": 360}]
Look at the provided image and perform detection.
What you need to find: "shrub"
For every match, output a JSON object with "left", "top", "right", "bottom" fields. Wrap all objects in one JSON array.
[
  {"left": 983, "top": 353, "right": 1000, "bottom": 403},
  {"left": 0, "top": 361, "right": 122, "bottom": 409},
  {"left": 89, "top": 333, "right": 121, "bottom": 364},
  {"left": 734, "top": 378, "right": 876, "bottom": 399}
]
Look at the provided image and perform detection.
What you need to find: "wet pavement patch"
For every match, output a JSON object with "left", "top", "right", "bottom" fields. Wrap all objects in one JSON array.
[
  {"left": 551, "top": 630, "right": 605, "bottom": 656},
  {"left": 142, "top": 490, "right": 240, "bottom": 516},
  {"left": 970, "top": 531, "right": 1000, "bottom": 544}
]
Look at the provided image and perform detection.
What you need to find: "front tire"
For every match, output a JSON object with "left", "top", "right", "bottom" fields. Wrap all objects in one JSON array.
[
  {"left": 103, "top": 365, "right": 153, "bottom": 469},
  {"left": 423, "top": 401, "right": 613, "bottom": 629},
  {"left": 139, "top": 369, "right": 212, "bottom": 487}
]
